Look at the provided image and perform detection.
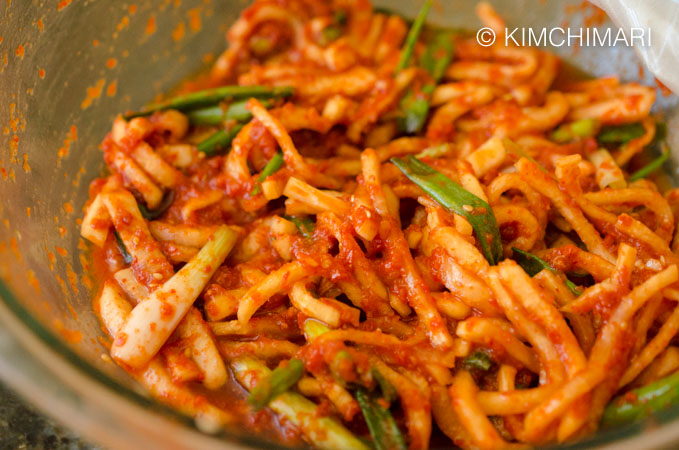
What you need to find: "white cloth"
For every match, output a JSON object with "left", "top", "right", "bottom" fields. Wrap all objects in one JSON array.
[{"left": 592, "top": 0, "right": 679, "bottom": 92}]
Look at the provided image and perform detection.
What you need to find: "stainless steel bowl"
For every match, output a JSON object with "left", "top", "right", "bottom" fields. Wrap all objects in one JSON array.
[{"left": 1, "top": 1, "right": 678, "bottom": 448}]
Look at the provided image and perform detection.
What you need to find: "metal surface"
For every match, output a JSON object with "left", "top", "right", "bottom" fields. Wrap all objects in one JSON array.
[{"left": 0, "top": 0, "right": 678, "bottom": 448}]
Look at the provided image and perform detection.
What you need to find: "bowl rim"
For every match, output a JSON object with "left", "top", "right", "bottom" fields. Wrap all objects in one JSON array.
[
  {"left": 0, "top": 278, "right": 267, "bottom": 450},
  {"left": 3, "top": 276, "right": 679, "bottom": 449},
  {"left": 0, "top": 2, "right": 677, "bottom": 446}
]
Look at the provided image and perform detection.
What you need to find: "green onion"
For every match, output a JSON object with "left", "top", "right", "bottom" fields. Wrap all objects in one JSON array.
[
  {"left": 355, "top": 388, "right": 408, "bottom": 450},
  {"left": 319, "top": 26, "right": 343, "bottom": 45},
  {"left": 551, "top": 118, "right": 599, "bottom": 143},
  {"left": 249, "top": 37, "right": 274, "bottom": 55},
  {"left": 373, "top": 7, "right": 394, "bottom": 16},
  {"left": 462, "top": 350, "right": 494, "bottom": 372},
  {"left": 300, "top": 321, "right": 356, "bottom": 388},
  {"left": 123, "top": 85, "right": 293, "bottom": 120},
  {"left": 512, "top": 247, "right": 581, "bottom": 296},
  {"left": 138, "top": 190, "right": 174, "bottom": 220},
  {"left": 334, "top": 9, "right": 348, "bottom": 25},
  {"left": 318, "top": 9, "right": 348, "bottom": 46},
  {"left": 186, "top": 105, "right": 225, "bottom": 126},
  {"left": 416, "top": 143, "right": 451, "bottom": 159},
  {"left": 222, "top": 99, "right": 254, "bottom": 122},
  {"left": 512, "top": 248, "right": 553, "bottom": 276},
  {"left": 113, "top": 229, "right": 133, "bottom": 264},
  {"left": 391, "top": 155, "right": 503, "bottom": 265},
  {"left": 329, "top": 349, "right": 354, "bottom": 387},
  {"left": 372, "top": 367, "right": 398, "bottom": 404},
  {"left": 299, "top": 320, "right": 405, "bottom": 449},
  {"left": 653, "top": 121, "right": 668, "bottom": 145},
  {"left": 397, "top": 31, "right": 454, "bottom": 134},
  {"left": 248, "top": 358, "right": 305, "bottom": 410},
  {"left": 303, "top": 319, "right": 330, "bottom": 340},
  {"left": 420, "top": 31, "right": 454, "bottom": 83},
  {"left": 196, "top": 123, "right": 244, "bottom": 156},
  {"left": 232, "top": 356, "right": 369, "bottom": 449},
  {"left": 284, "top": 215, "right": 315, "bottom": 238},
  {"left": 187, "top": 99, "right": 272, "bottom": 126},
  {"left": 397, "top": 91, "right": 430, "bottom": 134},
  {"left": 602, "top": 371, "right": 679, "bottom": 428},
  {"left": 393, "top": 0, "right": 432, "bottom": 75},
  {"left": 628, "top": 147, "right": 670, "bottom": 182},
  {"left": 597, "top": 122, "right": 645, "bottom": 144},
  {"left": 252, "top": 152, "right": 284, "bottom": 195}
]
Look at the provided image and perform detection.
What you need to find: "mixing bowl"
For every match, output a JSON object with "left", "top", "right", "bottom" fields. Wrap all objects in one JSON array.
[{"left": 1, "top": 1, "right": 678, "bottom": 448}]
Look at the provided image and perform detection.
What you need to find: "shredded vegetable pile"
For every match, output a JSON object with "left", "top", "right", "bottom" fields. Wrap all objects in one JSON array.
[{"left": 81, "top": 0, "right": 679, "bottom": 448}]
